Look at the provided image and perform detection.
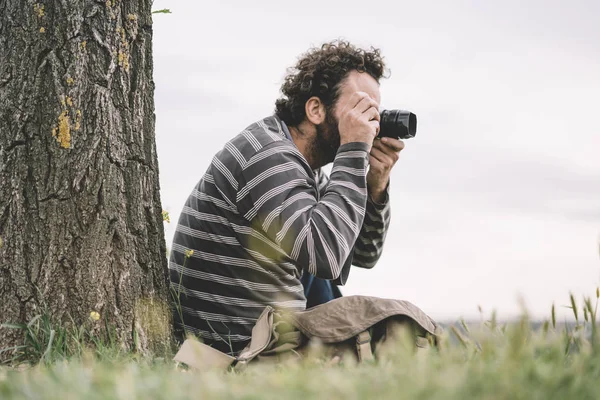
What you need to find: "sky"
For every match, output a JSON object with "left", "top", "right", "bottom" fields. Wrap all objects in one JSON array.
[{"left": 151, "top": 0, "right": 600, "bottom": 321}]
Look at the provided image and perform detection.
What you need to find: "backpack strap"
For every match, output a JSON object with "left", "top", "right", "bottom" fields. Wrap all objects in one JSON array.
[
  {"left": 355, "top": 330, "right": 374, "bottom": 362},
  {"left": 173, "top": 338, "right": 235, "bottom": 372},
  {"left": 174, "top": 306, "right": 275, "bottom": 371},
  {"left": 234, "top": 306, "right": 275, "bottom": 371}
]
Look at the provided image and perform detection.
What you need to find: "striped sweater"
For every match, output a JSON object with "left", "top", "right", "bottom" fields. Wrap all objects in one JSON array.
[{"left": 169, "top": 115, "right": 391, "bottom": 354}]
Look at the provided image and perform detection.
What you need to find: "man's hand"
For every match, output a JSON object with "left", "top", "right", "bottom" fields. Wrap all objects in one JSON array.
[
  {"left": 366, "top": 137, "right": 405, "bottom": 203},
  {"left": 338, "top": 92, "right": 380, "bottom": 149}
]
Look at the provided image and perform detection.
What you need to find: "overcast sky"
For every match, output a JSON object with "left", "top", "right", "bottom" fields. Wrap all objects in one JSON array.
[{"left": 151, "top": 0, "right": 600, "bottom": 321}]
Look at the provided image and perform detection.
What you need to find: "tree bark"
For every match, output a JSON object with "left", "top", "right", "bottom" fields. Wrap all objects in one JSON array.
[{"left": 0, "top": 0, "right": 170, "bottom": 357}]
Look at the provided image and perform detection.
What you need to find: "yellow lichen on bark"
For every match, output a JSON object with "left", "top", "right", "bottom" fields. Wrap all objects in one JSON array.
[
  {"left": 117, "top": 51, "right": 130, "bottom": 71},
  {"left": 117, "top": 28, "right": 130, "bottom": 72},
  {"left": 52, "top": 95, "right": 80, "bottom": 148},
  {"left": 34, "top": 3, "right": 45, "bottom": 18},
  {"left": 39, "top": 27, "right": 46, "bottom": 33},
  {"left": 66, "top": 77, "right": 74, "bottom": 85},
  {"left": 75, "top": 110, "right": 82, "bottom": 131},
  {"left": 80, "top": 41, "right": 87, "bottom": 50},
  {"left": 106, "top": 0, "right": 117, "bottom": 19},
  {"left": 53, "top": 110, "right": 71, "bottom": 149},
  {"left": 118, "top": 27, "right": 128, "bottom": 49}
]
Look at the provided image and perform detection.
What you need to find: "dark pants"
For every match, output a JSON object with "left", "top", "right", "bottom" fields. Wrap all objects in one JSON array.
[{"left": 300, "top": 274, "right": 343, "bottom": 309}]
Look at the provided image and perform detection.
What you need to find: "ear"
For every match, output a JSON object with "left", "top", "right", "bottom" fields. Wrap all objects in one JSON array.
[{"left": 304, "top": 96, "right": 326, "bottom": 125}]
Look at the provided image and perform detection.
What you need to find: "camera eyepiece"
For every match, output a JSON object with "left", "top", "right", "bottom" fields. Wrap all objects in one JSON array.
[{"left": 378, "top": 110, "right": 417, "bottom": 140}]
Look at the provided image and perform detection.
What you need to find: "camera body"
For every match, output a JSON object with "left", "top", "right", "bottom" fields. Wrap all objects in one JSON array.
[{"left": 378, "top": 110, "right": 417, "bottom": 140}]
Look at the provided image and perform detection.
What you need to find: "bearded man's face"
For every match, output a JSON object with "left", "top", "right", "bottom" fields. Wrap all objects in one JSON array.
[
  {"left": 311, "top": 71, "right": 381, "bottom": 167},
  {"left": 313, "top": 108, "right": 341, "bottom": 165}
]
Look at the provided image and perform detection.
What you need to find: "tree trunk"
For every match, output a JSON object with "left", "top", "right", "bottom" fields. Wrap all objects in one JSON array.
[{"left": 0, "top": 0, "right": 170, "bottom": 357}]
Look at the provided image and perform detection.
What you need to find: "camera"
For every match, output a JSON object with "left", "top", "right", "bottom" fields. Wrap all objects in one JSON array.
[{"left": 378, "top": 110, "right": 417, "bottom": 140}]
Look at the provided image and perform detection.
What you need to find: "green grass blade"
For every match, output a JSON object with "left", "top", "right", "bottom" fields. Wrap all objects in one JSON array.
[
  {"left": 0, "top": 323, "right": 26, "bottom": 330},
  {"left": 26, "top": 315, "right": 42, "bottom": 328},
  {"left": 570, "top": 293, "right": 579, "bottom": 323},
  {"left": 0, "top": 345, "right": 27, "bottom": 355},
  {"left": 41, "top": 329, "right": 56, "bottom": 363}
]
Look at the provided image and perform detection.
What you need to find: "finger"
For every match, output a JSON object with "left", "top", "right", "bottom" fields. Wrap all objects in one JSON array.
[
  {"left": 372, "top": 138, "right": 398, "bottom": 153},
  {"left": 354, "top": 96, "right": 380, "bottom": 114},
  {"left": 344, "top": 92, "right": 370, "bottom": 112},
  {"left": 371, "top": 139, "right": 386, "bottom": 154},
  {"left": 365, "top": 106, "right": 380, "bottom": 122},
  {"left": 368, "top": 154, "right": 383, "bottom": 170},
  {"left": 380, "top": 137, "right": 405, "bottom": 152},
  {"left": 372, "top": 143, "right": 400, "bottom": 164},
  {"left": 369, "top": 146, "right": 393, "bottom": 165},
  {"left": 368, "top": 119, "right": 380, "bottom": 136}
]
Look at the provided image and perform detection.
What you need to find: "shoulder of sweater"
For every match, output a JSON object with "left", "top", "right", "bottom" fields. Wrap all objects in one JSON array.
[
  {"left": 211, "top": 116, "right": 308, "bottom": 176},
  {"left": 227, "top": 116, "right": 291, "bottom": 156}
]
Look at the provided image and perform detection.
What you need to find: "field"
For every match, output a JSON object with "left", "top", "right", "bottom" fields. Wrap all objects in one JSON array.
[{"left": 1, "top": 295, "right": 600, "bottom": 400}]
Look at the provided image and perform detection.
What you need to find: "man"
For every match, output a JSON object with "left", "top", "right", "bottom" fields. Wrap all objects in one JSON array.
[{"left": 169, "top": 40, "right": 405, "bottom": 354}]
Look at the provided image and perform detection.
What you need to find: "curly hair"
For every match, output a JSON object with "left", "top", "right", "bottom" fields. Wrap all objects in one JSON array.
[{"left": 275, "top": 40, "right": 388, "bottom": 126}]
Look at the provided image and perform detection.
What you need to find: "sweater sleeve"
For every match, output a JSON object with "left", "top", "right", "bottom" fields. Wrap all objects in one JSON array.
[
  {"left": 349, "top": 183, "right": 391, "bottom": 269},
  {"left": 316, "top": 171, "right": 391, "bottom": 281},
  {"left": 236, "top": 141, "right": 370, "bottom": 280}
]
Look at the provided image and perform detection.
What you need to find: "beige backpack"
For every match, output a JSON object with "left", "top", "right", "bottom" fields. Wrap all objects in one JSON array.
[{"left": 174, "top": 295, "right": 440, "bottom": 371}]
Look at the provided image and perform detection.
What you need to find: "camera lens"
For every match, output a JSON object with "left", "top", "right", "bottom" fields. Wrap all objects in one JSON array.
[{"left": 379, "top": 110, "right": 417, "bottom": 139}]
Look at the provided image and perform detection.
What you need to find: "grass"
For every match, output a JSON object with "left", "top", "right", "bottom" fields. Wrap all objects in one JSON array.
[
  {"left": 0, "top": 306, "right": 139, "bottom": 367},
  {"left": 1, "top": 292, "right": 600, "bottom": 399}
]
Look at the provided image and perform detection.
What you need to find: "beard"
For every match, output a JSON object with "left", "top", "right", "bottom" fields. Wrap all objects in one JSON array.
[{"left": 310, "top": 111, "right": 340, "bottom": 167}]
